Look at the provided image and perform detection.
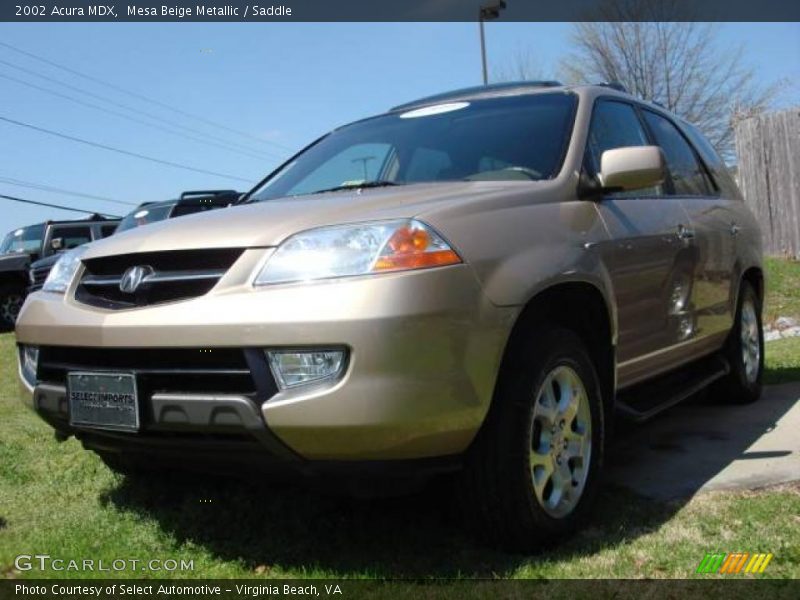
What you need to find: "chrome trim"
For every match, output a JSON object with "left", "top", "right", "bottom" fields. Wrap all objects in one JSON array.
[{"left": 82, "top": 269, "right": 227, "bottom": 287}]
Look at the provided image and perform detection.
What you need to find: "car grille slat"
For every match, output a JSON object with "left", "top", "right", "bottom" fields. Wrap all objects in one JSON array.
[
  {"left": 37, "top": 346, "right": 259, "bottom": 397},
  {"left": 76, "top": 248, "right": 243, "bottom": 309}
]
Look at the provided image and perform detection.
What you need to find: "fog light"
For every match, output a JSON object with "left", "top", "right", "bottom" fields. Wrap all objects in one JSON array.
[
  {"left": 266, "top": 349, "right": 346, "bottom": 390},
  {"left": 20, "top": 345, "right": 39, "bottom": 386}
]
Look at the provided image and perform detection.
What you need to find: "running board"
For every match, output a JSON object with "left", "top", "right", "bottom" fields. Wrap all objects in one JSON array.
[{"left": 616, "top": 355, "right": 730, "bottom": 423}]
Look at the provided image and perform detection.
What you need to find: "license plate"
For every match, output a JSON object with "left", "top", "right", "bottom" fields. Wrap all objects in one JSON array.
[{"left": 68, "top": 372, "right": 139, "bottom": 432}]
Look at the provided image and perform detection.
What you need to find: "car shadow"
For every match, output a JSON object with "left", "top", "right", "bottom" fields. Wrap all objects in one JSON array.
[{"left": 100, "top": 382, "right": 799, "bottom": 577}]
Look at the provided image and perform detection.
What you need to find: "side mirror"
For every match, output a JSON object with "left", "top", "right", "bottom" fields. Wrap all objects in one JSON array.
[
  {"left": 599, "top": 146, "right": 665, "bottom": 192},
  {"left": 50, "top": 237, "right": 64, "bottom": 251}
]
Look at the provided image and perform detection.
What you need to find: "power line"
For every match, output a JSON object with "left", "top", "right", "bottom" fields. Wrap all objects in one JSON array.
[
  {"left": 0, "top": 58, "right": 283, "bottom": 160},
  {"left": 0, "top": 71, "right": 277, "bottom": 162},
  {"left": 0, "top": 115, "right": 253, "bottom": 183},
  {"left": 0, "top": 40, "right": 295, "bottom": 153},
  {"left": 0, "top": 193, "right": 120, "bottom": 218},
  {"left": 0, "top": 176, "right": 135, "bottom": 207}
]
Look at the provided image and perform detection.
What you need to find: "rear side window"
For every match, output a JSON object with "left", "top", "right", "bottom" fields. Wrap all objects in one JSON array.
[
  {"left": 100, "top": 225, "right": 117, "bottom": 238},
  {"left": 680, "top": 121, "right": 741, "bottom": 199},
  {"left": 642, "top": 110, "right": 711, "bottom": 197},
  {"left": 51, "top": 226, "right": 92, "bottom": 249},
  {"left": 584, "top": 100, "right": 662, "bottom": 197}
]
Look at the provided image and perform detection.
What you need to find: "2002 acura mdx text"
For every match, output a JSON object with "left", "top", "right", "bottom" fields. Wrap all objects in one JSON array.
[{"left": 16, "top": 82, "right": 764, "bottom": 550}]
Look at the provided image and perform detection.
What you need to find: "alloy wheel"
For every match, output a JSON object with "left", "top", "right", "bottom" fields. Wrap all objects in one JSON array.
[{"left": 529, "top": 365, "right": 592, "bottom": 518}]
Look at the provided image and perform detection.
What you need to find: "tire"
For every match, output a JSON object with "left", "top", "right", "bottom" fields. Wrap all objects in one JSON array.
[
  {"left": 0, "top": 283, "right": 26, "bottom": 332},
  {"left": 459, "top": 326, "right": 605, "bottom": 551},
  {"left": 711, "top": 281, "right": 764, "bottom": 404}
]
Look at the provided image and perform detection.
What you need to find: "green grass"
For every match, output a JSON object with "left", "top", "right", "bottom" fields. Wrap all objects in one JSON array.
[
  {"left": 764, "top": 256, "right": 800, "bottom": 326},
  {"left": 1, "top": 332, "right": 799, "bottom": 580}
]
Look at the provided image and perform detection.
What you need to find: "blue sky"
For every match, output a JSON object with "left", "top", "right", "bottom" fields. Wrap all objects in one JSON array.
[{"left": 0, "top": 22, "right": 798, "bottom": 231}]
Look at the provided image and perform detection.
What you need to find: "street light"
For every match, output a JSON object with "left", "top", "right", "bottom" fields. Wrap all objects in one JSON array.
[{"left": 479, "top": 0, "right": 507, "bottom": 85}]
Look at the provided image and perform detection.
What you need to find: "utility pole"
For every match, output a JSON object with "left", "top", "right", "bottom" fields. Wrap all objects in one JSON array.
[{"left": 479, "top": 1, "right": 507, "bottom": 85}]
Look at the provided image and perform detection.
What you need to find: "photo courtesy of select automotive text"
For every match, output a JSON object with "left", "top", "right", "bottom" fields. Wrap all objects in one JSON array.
[{"left": 0, "top": 1, "right": 799, "bottom": 598}]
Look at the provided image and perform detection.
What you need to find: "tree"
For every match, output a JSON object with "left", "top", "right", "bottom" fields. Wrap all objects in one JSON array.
[{"left": 558, "top": 5, "right": 782, "bottom": 159}]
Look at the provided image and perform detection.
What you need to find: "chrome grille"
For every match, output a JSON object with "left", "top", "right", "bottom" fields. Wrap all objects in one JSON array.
[
  {"left": 76, "top": 248, "right": 243, "bottom": 309},
  {"left": 29, "top": 265, "right": 52, "bottom": 292}
]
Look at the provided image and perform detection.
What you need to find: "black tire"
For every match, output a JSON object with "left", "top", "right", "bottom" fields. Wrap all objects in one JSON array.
[
  {"left": 0, "top": 283, "right": 26, "bottom": 332},
  {"left": 459, "top": 326, "right": 605, "bottom": 551},
  {"left": 711, "top": 281, "right": 763, "bottom": 404}
]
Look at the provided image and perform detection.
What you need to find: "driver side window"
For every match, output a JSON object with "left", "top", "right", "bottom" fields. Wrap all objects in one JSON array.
[{"left": 585, "top": 100, "right": 663, "bottom": 197}]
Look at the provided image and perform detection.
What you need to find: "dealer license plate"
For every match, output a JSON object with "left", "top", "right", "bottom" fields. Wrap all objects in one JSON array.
[{"left": 67, "top": 372, "right": 139, "bottom": 432}]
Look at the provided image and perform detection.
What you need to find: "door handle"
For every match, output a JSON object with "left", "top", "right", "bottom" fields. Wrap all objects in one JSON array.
[
  {"left": 730, "top": 223, "right": 741, "bottom": 236},
  {"left": 677, "top": 224, "right": 695, "bottom": 240}
]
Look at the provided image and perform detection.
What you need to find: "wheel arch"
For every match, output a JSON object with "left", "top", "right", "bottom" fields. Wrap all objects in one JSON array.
[{"left": 496, "top": 280, "right": 617, "bottom": 422}]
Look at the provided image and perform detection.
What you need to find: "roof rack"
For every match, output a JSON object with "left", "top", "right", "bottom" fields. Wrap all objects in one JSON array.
[
  {"left": 391, "top": 80, "right": 564, "bottom": 112},
  {"left": 595, "top": 81, "right": 629, "bottom": 93},
  {"left": 179, "top": 189, "right": 239, "bottom": 200}
]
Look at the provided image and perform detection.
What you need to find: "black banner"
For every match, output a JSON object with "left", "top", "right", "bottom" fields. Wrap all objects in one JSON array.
[
  {"left": 2, "top": 579, "right": 800, "bottom": 600},
  {"left": 2, "top": 0, "right": 799, "bottom": 22}
]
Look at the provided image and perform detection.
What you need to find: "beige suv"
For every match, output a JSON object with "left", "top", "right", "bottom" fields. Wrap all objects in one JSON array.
[{"left": 15, "top": 82, "right": 764, "bottom": 549}]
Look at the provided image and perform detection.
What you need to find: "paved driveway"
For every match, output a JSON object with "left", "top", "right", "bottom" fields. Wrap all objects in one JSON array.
[{"left": 608, "top": 382, "right": 800, "bottom": 500}]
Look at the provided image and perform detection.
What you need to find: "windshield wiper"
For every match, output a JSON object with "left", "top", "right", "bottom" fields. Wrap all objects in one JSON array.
[{"left": 312, "top": 180, "right": 403, "bottom": 194}]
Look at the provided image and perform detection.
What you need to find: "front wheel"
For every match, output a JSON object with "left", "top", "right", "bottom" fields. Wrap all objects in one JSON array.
[
  {"left": 0, "top": 283, "right": 25, "bottom": 332},
  {"left": 459, "top": 326, "right": 605, "bottom": 551}
]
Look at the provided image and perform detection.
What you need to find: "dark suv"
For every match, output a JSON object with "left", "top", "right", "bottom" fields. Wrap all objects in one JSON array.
[
  {"left": 27, "top": 190, "right": 241, "bottom": 296},
  {"left": 0, "top": 214, "right": 118, "bottom": 330}
]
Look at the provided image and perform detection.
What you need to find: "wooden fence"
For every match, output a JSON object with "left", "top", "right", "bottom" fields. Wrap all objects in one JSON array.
[{"left": 734, "top": 108, "right": 800, "bottom": 258}]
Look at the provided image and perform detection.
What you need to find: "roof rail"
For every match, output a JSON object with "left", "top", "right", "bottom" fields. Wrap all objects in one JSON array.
[
  {"left": 595, "top": 81, "right": 629, "bottom": 93},
  {"left": 179, "top": 189, "right": 239, "bottom": 201},
  {"left": 391, "top": 80, "right": 564, "bottom": 112}
]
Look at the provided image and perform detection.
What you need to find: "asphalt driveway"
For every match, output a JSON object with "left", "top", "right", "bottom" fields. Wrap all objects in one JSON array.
[{"left": 608, "top": 382, "right": 800, "bottom": 500}]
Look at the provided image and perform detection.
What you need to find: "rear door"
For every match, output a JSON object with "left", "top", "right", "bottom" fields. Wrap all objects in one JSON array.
[
  {"left": 640, "top": 109, "right": 736, "bottom": 344},
  {"left": 585, "top": 99, "right": 694, "bottom": 387}
]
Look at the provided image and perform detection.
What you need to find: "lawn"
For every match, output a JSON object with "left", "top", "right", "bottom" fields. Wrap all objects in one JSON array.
[
  {"left": 1, "top": 330, "right": 799, "bottom": 580},
  {"left": 764, "top": 256, "right": 800, "bottom": 326}
]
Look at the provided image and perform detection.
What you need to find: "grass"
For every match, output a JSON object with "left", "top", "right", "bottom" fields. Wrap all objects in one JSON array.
[
  {"left": 764, "top": 256, "right": 800, "bottom": 326},
  {"left": 1, "top": 331, "right": 800, "bottom": 580}
]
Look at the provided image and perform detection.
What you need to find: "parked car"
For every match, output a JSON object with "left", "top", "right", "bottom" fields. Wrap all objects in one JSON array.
[
  {"left": 0, "top": 214, "right": 118, "bottom": 331},
  {"left": 27, "top": 190, "right": 241, "bottom": 293},
  {"left": 15, "top": 82, "right": 764, "bottom": 550}
]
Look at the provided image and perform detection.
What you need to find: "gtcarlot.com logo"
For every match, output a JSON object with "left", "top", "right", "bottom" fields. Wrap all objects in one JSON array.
[
  {"left": 697, "top": 552, "right": 773, "bottom": 574},
  {"left": 14, "top": 554, "right": 194, "bottom": 572}
]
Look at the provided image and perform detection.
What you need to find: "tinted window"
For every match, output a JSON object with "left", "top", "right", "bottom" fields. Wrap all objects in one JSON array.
[
  {"left": 251, "top": 93, "right": 577, "bottom": 201},
  {"left": 642, "top": 110, "right": 711, "bottom": 196},
  {"left": 680, "top": 121, "right": 740, "bottom": 198},
  {"left": 585, "top": 100, "right": 662, "bottom": 197},
  {"left": 50, "top": 225, "right": 92, "bottom": 249},
  {"left": 101, "top": 225, "right": 118, "bottom": 238},
  {"left": 116, "top": 204, "right": 174, "bottom": 232},
  {"left": 0, "top": 224, "right": 44, "bottom": 255}
]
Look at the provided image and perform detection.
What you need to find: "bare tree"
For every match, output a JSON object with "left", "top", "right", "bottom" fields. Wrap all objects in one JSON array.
[
  {"left": 491, "top": 49, "right": 548, "bottom": 83},
  {"left": 557, "top": 1, "right": 782, "bottom": 159}
]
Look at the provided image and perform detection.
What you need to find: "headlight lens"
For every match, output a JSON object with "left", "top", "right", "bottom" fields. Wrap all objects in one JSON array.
[
  {"left": 42, "top": 246, "right": 87, "bottom": 294},
  {"left": 254, "top": 219, "right": 461, "bottom": 286}
]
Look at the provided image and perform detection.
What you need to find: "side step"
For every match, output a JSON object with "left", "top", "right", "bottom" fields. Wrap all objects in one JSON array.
[{"left": 616, "top": 354, "right": 730, "bottom": 423}]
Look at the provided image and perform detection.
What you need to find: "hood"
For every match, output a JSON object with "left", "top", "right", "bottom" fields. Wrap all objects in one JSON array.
[
  {"left": 82, "top": 181, "right": 559, "bottom": 258},
  {"left": 0, "top": 251, "right": 31, "bottom": 271}
]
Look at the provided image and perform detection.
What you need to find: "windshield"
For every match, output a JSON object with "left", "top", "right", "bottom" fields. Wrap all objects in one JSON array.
[
  {"left": 250, "top": 92, "right": 577, "bottom": 202},
  {"left": 0, "top": 224, "right": 45, "bottom": 255},
  {"left": 116, "top": 204, "right": 174, "bottom": 233}
]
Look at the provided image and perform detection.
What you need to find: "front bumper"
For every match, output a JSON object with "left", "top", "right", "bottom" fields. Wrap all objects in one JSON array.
[{"left": 16, "top": 263, "right": 515, "bottom": 463}]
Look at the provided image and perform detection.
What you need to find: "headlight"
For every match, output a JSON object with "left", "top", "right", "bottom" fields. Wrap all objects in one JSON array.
[
  {"left": 42, "top": 246, "right": 87, "bottom": 294},
  {"left": 254, "top": 219, "right": 461, "bottom": 286}
]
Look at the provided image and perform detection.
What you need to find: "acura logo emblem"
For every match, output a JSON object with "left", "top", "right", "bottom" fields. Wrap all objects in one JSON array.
[{"left": 119, "top": 265, "right": 154, "bottom": 293}]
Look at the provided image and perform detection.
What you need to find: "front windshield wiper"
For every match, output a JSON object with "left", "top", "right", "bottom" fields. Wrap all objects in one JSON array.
[{"left": 312, "top": 180, "right": 404, "bottom": 195}]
